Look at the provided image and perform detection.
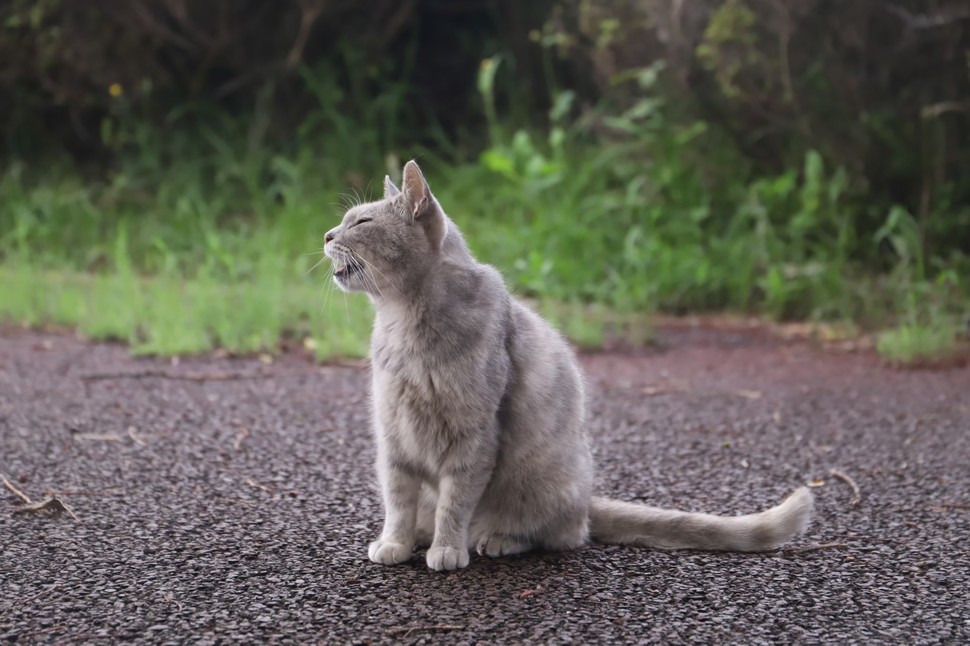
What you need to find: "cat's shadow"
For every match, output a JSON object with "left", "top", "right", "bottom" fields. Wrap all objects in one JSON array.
[{"left": 395, "top": 546, "right": 590, "bottom": 577}]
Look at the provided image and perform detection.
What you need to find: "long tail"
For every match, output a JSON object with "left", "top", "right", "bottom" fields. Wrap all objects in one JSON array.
[{"left": 588, "top": 487, "right": 813, "bottom": 552}]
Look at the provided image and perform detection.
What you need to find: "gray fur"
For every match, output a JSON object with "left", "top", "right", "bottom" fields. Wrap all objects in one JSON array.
[{"left": 323, "top": 160, "right": 813, "bottom": 571}]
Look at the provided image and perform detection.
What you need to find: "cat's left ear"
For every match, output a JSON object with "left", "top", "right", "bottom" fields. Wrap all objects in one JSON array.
[
  {"left": 383, "top": 175, "right": 401, "bottom": 199},
  {"left": 401, "top": 160, "right": 432, "bottom": 219},
  {"left": 401, "top": 160, "right": 445, "bottom": 249}
]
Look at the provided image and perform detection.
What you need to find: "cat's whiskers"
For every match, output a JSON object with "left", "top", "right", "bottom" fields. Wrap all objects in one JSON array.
[
  {"left": 303, "top": 253, "right": 330, "bottom": 277},
  {"left": 323, "top": 246, "right": 354, "bottom": 323},
  {"left": 318, "top": 248, "right": 343, "bottom": 316},
  {"left": 336, "top": 193, "right": 357, "bottom": 212},
  {"left": 362, "top": 268, "right": 385, "bottom": 301},
  {"left": 349, "top": 254, "right": 382, "bottom": 300},
  {"left": 348, "top": 249, "right": 389, "bottom": 300},
  {"left": 351, "top": 250, "right": 389, "bottom": 284},
  {"left": 341, "top": 284, "right": 352, "bottom": 325},
  {"left": 320, "top": 263, "right": 336, "bottom": 314}
]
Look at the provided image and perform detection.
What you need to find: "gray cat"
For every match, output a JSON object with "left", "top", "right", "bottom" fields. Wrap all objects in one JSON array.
[{"left": 323, "top": 160, "right": 812, "bottom": 571}]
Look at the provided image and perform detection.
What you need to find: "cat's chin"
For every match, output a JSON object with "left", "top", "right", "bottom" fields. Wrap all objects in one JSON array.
[
  {"left": 332, "top": 273, "right": 357, "bottom": 293},
  {"left": 333, "top": 264, "right": 365, "bottom": 293}
]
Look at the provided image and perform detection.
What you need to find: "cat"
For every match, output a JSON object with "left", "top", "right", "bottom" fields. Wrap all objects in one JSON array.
[{"left": 323, "top": 160, "right": 813, "bottom": 571}]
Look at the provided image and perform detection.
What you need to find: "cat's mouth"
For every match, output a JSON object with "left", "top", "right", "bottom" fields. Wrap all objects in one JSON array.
[{"left": 334, "top": 259, "right": 363, "bottom": 280}]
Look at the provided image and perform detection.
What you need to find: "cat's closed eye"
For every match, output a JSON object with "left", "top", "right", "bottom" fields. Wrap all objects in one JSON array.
[{"left": 352, "top": 217, "right": 373, "bottom": 227}]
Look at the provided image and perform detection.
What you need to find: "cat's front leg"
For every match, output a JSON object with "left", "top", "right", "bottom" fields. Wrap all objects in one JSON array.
[
  {"left": 369, "top": 465, "right": 421, "bottom": 565},
  {"left": 426, "top": 469, "right": 489, "bottom": 571}
]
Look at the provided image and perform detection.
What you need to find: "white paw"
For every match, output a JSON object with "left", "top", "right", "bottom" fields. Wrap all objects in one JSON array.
[
  {"left": 476, "top": 534, "right": 532, "bottom": 558},
  {"left": 425, "top": 545, "right": 469, "bottom": 571},
  {"left": 368, "top": 539, "right": 413, "bottom": 565}
]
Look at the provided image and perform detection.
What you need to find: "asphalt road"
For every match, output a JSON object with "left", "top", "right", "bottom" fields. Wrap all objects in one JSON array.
[{"left": 1, "top": 326, "right": 968, "bottom": 644}]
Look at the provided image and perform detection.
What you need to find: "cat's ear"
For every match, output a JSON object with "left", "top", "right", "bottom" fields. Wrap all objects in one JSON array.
[
  {"left": 401, "top": 160, "right": 445, "bottom": 249},
  {"left": 383, "top": 175, "right": 401, "bottom": 199},
  {"left": 401, "top": 160, "right": 432, "bottom": 219}
]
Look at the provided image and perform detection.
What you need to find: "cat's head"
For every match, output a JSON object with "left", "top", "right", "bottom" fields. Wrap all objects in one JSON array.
[{"left": 323, "top": 160, "right": 447, "bottom": 297}]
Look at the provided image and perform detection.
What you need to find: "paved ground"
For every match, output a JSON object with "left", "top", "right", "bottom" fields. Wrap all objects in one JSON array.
[{"left": 1, "top": 326, "right": 968, "bottom": 644}]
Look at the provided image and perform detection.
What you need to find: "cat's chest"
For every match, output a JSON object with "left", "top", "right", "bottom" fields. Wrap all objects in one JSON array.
[
  {"left": 370, "top": 322, "right": 494, "bottom": 427},
  {"left": 372, "top": 328, "right": 460, "bottom": 409}
]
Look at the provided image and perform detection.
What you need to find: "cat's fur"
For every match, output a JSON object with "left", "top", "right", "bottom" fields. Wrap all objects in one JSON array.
[{"left": 323, "top": 160, "right": 813, "bottom": 571}]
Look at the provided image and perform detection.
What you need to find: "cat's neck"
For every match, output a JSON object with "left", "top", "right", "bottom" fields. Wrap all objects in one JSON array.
[
  {"left": 371, "top": 258, "right": 456, "bottom": 315},
  {"left": 371, "top": 218, "right": 476, "bottom": 313}
]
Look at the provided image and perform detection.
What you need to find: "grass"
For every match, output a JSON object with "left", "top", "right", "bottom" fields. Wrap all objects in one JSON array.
[
  {"left": 0, "top": 265, "right": 649, "bottom": 358},
  {"left": 876, "top": 321, "right": 963, "bottom": 366},
  {"left": 0, "top": 78, "right": 967, "bottom": 362},
  {"left": 0, "top": 264, "right": 373, "bottom": 359}
]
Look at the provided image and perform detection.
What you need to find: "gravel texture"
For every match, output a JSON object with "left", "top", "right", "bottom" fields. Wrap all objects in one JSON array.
[{"left": 1, "top": 326, "right": 968, "bottom": 644}]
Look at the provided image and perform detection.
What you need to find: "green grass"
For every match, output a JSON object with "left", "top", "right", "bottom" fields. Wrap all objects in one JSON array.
[
  {"left": 0, "top": 85, "right": 967, "bottom": 360},
  {"left": 0, "top": 266, "right": 651, "bottom": 358},
  {"left": 0, "top": 265, "right": 373, "bottom": 358},
  {"left": 876, "top": 321, "right": 962, "bottom": 366}
]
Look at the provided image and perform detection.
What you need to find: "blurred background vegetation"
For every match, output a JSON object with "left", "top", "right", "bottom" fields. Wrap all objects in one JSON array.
[{"left": 1, "top": 0, "right": 968, "bottom": 361}]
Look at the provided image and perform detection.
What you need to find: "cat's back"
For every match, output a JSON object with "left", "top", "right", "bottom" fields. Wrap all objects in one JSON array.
[{"left": 505, "top": 296, "right": 584, "bottom": 403}]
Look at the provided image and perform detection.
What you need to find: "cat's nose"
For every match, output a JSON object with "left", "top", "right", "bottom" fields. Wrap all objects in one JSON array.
[{"left": 324, "top": 230, "right": 335, "bottom": 244}]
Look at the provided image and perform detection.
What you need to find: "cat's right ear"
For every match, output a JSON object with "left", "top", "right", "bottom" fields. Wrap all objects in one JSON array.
[{"left": 383, "top": 175, "right": 401, "bottom": 199}]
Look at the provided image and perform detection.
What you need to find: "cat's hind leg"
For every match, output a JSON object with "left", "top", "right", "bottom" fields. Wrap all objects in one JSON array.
[
  {"left": 475, "top": 534, "right": 534, "bottom": 557},
  {"left": 538, "top": 514, "right": 589, "bottom": 552},
  {"left": 473, "top": 515, "right": 587, "bottom": 557}
]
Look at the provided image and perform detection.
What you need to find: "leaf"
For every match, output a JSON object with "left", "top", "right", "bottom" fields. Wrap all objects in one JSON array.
[
  {"left": 733, "top": 389, "right": 762, "bottom": 400},
  {"left": 74, "top": 432, "right": 123, "bottom": 442},
  {"left": 13, "top": 496, "right": 80, "bottom": 521},
  {"left": 519, "top": 588, "right": 542, "bottom": 599}
]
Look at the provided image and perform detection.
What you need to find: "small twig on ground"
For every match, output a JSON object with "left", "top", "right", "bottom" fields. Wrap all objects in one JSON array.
[
  {"left": 641, "top": 380, "right": 691, "bottom": 396},
  {"left": 233, "top": 427, "right": 251, "bottom": 451},
  {"left": 217, "top": 497, "right": 258, "bottom": 508},
  {"left": 18, "top": 626, "right": 65, "bottom": 639},
  {"left": 829, "top": 468, "right": 861, "bottom": 506},
  {"left": 74, "top": 432, "right": 123, "bottom": 442},
  {"left": 930, "top": 503, "right": 970, "bottom": 512},
  {"left": 162, "top": 591, "right": 184, "bottom": 612},
  {"left": 733, "top": 389, "right": 763, "bottom": 400},
  {"left": 783, "top": 541, "right": 849, "bottom": 553},
  {"left": 13, "top": 497, "right": 80, "bottom": 521},
  {"left": 127, "top": 426, "right": 146, "bottom": 446},
  {"left": 244, "top": 478, "right": 275, "bottom": 494},
  {"left": 386, "top": 624, "right": 465, "bottom": 638},
  {"left": 19, "top": 583, "right": 61, "bottom": 606},
  {"left": 41, "top": 489, "right": 124, "bottom": 497},
  {"left": 242, "top": 478, "right": 301, "bottom": 498},
  {"left": 2, "top": 475, "right": 33, "bottom": 504}
]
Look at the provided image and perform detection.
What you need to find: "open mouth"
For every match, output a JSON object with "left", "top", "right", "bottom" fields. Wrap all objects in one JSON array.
[{"left": 334, "top": 259, "right": 363, "bottom": 280}]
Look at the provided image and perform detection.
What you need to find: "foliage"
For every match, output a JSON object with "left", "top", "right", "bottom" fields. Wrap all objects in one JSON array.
[
  {"left": 0, "top": 1, "right": 968, "bottom": 358},
  {"left": 876, "top": 321, "right": 961, "bottom": 366},
  {"left": 554, "top": 0, "right": 970, "bottom": 267},
  {"left": 0, "top": 0, "right": 553, "bottom": 160},
  {"left": 1, "top": 264, "right": 373, "bottom": 357}
]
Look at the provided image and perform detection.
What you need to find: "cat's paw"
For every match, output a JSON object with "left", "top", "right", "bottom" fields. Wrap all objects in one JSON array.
[
  {"left": 368, "top": 539, "right": 413, "bottom": 565},
  {"left": 476, "top": 534, "right": 533, "bottom": 558},
  {"left": 425, "top": 545, "right": 469, "bottom": 571}
]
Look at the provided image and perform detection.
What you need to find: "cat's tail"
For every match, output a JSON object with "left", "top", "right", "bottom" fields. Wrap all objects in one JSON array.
[{"left": 588, "top": 487, "right": 813, "bottom": 552}]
